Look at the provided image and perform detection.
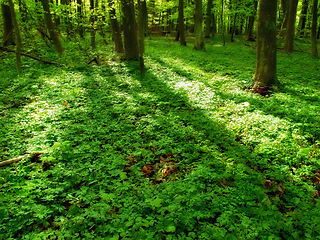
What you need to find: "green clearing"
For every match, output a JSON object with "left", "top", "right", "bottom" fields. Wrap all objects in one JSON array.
[{"left": 1, "top": 36, "right": 320, "bottom": 239}]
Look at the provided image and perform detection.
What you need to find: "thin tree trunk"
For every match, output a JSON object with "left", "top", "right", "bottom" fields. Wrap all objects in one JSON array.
[
  {"left": 221, "top": 0, "right": 225, "bottom": 46},
  {"left": 204, "top": 0, "right": 213, "bottom": 38},
  {"left": 2, "top": 3, "right": 14, "bottom": 46},
  {"left": 284, "top": 0, "right": 298, "bottom": 52},
  {"left": 109, "top": 0, "right": 124, "bottom": 53},
  {"left": 194, "top": 0, "right": 204, "bottom": 50},
  {"left": 212, "top": 12, "right": 217, "bottom": 36},
  {"left": 178, "top": 0, "right": 186, "bottom": 45},
  {"left": 298, "top": 0, "right": 308, "bottom": 37},
  {"left": 90, "top": 0, "right": 96, "bottom": 49},
  {"left": 41, "top": 0, "right": 63, "bottom": 54},
  {"left": 138, "top": 0, "right": 145, "bottom": 55},
  {"left": 8, "top": 0, "right": 22, "bottom": 71},
  {"left": 311, "top": 0, "right": 318, "bottom": 58},
  {"left": 77, "top": 0, "right": 84, "bottom": 38},
  {"left": 253, "top": 0, "right": 278, "bottom": 91},
  {"left": 246, "top": 0, "right": 258, "bottom": 41}
]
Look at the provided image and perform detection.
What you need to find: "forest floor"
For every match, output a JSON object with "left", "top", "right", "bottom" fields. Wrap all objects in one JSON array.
[{"left": 1, "top": 35, "right": 320, "bottom": 239}]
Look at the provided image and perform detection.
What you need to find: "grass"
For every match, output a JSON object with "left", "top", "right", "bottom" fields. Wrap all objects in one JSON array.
[{"left": 1, "top": 35, "right": 320, "bottom": 239}]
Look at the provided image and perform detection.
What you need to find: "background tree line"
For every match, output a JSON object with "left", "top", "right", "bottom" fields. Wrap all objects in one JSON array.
[{"left": 1, "top": 0, "right": 319, "bottom": 90}]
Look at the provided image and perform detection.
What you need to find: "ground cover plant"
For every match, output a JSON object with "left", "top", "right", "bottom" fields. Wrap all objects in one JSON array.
[{"left": 1, "top": 35, "right": 320, "bottom": 239}]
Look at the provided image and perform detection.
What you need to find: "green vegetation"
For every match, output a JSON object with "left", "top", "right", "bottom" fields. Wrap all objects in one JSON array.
[{"left": 1, "top": 36, "right": 320, "bottom": 239}]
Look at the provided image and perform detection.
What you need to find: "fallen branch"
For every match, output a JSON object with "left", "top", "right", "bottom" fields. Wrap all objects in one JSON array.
[
  {"left": 0, "top": 154, "right": 30, "bottom": 167},
  {"left": 0, "top": 46, "right": 61, "bottom": 65},
  {"left": 0, "top": 152, "right": 44, "bottom": 167}
]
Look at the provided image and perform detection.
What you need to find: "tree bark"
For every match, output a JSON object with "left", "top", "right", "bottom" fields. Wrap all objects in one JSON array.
[
  {"left": 90, "top": 0, "right": 96, "bottom": 49},
  {"left": 204, "top": 0, "right": 213, "bottom": 38},
  {"left": 77, "top": 0, "right": 84, "bottom": 38},
  {"left": 253, "top": 0, "right": 278, "bottom": 91},
  {"left": 298, "top": 0, "right": 308, "bottom": 37},
  {"left": 246, "top": 0, "right": 258, "bottom": 41},
  {"left": 121, "top": 0, "right": 139, "bottom": 60},
  {"left": 194, "top": 0, "right": 205, "bottom": 50},
  {"left": 178, "top": 0, "right": 186, "bottom": 45},
  {"left": 137, "top": 0, "right": 145, "bottom": 55},
  {"left": 41, "top": 0, "right": 63, "bottom": 54},
  {"left": 221, "top": 0, "right": 225, "bottom": 46},
  {"left": 311, "top": 0, "right": 318, "bottom": 58},
  {"left": 283, "top": 0, "right": 298, "bottom": 52},
  {"left": 108, "top": 0, "right": 124, "bottom": 53},
  {"left": 2, "top": 2, "right": 14, "bottom": 46},
  {"left": 8, "top": 0, "right": 22, "bottom": 72}
]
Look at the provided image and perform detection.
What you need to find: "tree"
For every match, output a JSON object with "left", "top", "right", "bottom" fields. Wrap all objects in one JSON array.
[
  {"left": 108, "top": 0, "right": 124, "bottom": 53},
  {"left": 2, "top": 1, "right": 14, "bottom": 46},
  {"left": 178, "top": 0, "right": 186, "bottom": 45},
  {"left": 204, "top": 0, "right": 213, "bottom": 38},
  {"left": 8, "top": 0, "right": 22, "bottom": 71},
  {"left": 121, "top": 0, "right": 139, "bottom": 60},
  {"left": 90, "top": 0, "right": 96, "bottom": 49},
  {"left": 253, "top": 0, "right": 278, "bottom": 91},
  {"left": 194, "top": 0, "right": 205, "bottom": 50},
  {"left": 283, "top": 0, "right": 298, "bottom": 52},
  {"left": 246, "top": 0, "right": 258, "bottom": 41},
  {"left": 41, "top": 0, "right": 63, "bottom": 54},
  {"left": 298, "top": 0, "right": 308, "bottom": 37},
  {"left": 311, "top": 0, "right": 318, "bottom": 58}
]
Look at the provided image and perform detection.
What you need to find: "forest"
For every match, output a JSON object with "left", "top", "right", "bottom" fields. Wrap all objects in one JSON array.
[{"left": 1, "top": 0, "right": 320, "bottom": 239}]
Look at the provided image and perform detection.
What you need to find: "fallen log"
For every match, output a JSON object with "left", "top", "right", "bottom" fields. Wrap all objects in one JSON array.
[
  {"left": 0, "top": 46, "right": 61, "bottom": 65},
  {"left": 0, "top": 154, "right": 30, "bottom": 167},
  {"left": 0, "top": 152, "right": 44, "bottom": 167}
]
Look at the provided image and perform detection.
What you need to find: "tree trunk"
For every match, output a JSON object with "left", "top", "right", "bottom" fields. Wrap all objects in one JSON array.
[
  {"left": 283, "top": 0, "right": 298, "bottom": 52},
  {"left": 90, "top": 0, "right": 96, "bottom": 49},
  {"left": 41, "top": 0, "right": 63, "bottom": 54},
  {"left": 246, "top": 0, "right": 258, "bottom": 41},
  {"left": 280, "top": 0, "right": 288, "bottom": 33},
  {"left": 2, "top": 2, "right": 14, "bottom": 46},
  {"left": 77, "top": 0, "right": 84, "bottom": 38},
  {"left": 141, "top": 0, "right": 148, "bottom": 36},
  {"left": 298, "top": 0, "right": 308, "bottom": 37},
  {"left": 212, "top": 12, "right": 217, "bottom": 36},
  {"left": 137, "top": 0, "right": 145, "bottom": 55},
  {"left": 8, "top": 0, "right": 22, "bottom": 71},
  {"left": 204, "top": 0, "right": 213, "bottom": 38},
  {"left": 311, "top": 0, "right": 318, "bottom": 58},
  {"left": 121, "top": 0, "right": 139, "bottom": 60},
  {"left": 194, "top": 0, "right": 204, "bottom": 50},
  {"left": 253, "top": 0, "right": 278, "bottom": 91},
  {"left": 109, "top": 0, "right": 124, "bottom": 53},
  {"left": 221, "top": 0, "right": 225, "bottom": 46},
  {"left": 178, "top": 0, "right": 186, "bottom": 45}
]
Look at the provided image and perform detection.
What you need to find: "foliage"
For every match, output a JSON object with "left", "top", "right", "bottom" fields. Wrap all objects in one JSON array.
[{"left": 1, "top": 35, "right": 320, "bottom": 239}]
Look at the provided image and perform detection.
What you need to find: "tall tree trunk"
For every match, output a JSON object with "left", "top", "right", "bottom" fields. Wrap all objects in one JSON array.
[
  {"left": 121, "top": 0, "right": 139, "bottom": 60},
  {"left": 279, "top": 0, "right": 288, "bottom": 35},
  {"left": 221, "top": 0, "right": 225, "bottom": 46},
  {"left": 41, "top": 0, "right": 63, "bottom": 54},
  {"left": 283, "top": 0, "right": 298, "bottom": 52},
  {"left": 90, "top": 0, "right": 96, "bottom": 49},
  {"left": 178, "top": 0, "right": 186, "bottom": 45},
  {"left": 8, "top": 0, "right": 22, "bottom": 71},
  {"left": 141, "top": 0, "right": 148, "bottom": 36},
  {"left": 109, "top": 0, "right": 123, "bottom": 53},
  {"left": 246, "top": 0, "right": 258, "bottom": 41},
  {"left": 137, "top": 0, "right": 145, "bottom": 55},
  {"left": 253, "top": 0, "right": 278, "bottom": 91},
  {"left": 2, "top": 2, "right": 14, "bottom": 46},
  {"left": 204, "top": 0, "right": 213, "bottom": 38},
  {"left": 298, "top": 0, "right": 308, "bottom": 37},
  {"left": 194, "top": 0, "right": 204, "bottom": 50},
  {"left": 77, "top": 0, "right": 84, "bottom": 38},
  {"left": 212, "top": 12, "right": 217, "bottom": 36},
  {"left": 311, "top": 0, "right": 318, "bottom": 58}
]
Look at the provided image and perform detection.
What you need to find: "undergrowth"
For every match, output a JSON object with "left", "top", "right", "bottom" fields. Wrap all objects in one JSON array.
[{"left": 1, "top": 35, "right": 320, "bottom": 239}]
